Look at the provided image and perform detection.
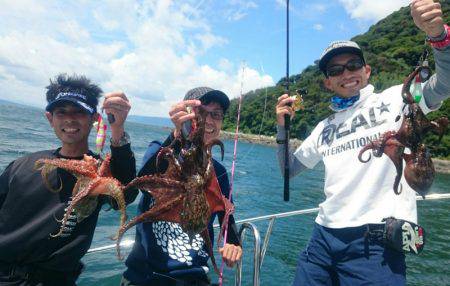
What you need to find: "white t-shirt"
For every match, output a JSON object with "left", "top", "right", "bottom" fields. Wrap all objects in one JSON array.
[{"left": 294, "top": 84, "right": 436, "bottom": 228}]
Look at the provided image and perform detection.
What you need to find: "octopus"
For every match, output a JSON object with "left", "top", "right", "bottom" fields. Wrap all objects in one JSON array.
[
  {"left": 35, "top": 153, "right": 129, "bottom": 239},
  {"left": 115, "top": 105, "right": 234, "bottom": 274},
  {"left": 358, "top": 66, "right": 448, "bottom": 197}
]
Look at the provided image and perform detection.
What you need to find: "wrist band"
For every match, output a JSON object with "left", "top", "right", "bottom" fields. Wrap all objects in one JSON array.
[{"left": 427, "top": 24, "right": 450, "bottom": 49}]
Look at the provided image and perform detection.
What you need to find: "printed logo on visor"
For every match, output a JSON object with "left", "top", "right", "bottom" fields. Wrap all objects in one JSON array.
[
  {"left": 77, "top": 101, "right": 94, "bottom": 113},
  {"left": 55, "top": 92, "right": 88, "bottom": 101}
]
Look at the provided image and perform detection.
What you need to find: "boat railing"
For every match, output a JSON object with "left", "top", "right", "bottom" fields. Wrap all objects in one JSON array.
[
  {"left": 86, "top": 193, "right": 450, "bottom": 286},
  {"left": 86, "top": 206, "right": 322, "bottom": 254},
  {"left": 235, "top": 222, "right": 261, "bottom": 286}
]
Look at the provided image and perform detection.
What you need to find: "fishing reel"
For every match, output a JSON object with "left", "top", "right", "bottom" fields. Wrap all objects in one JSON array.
[{"left": 291, "top": 88, "right": 308, "bottom": 112}]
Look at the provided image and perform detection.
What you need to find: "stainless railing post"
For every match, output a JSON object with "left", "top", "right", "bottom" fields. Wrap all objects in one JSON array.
[
  {"left": 235, "top": 222, "right": 261, "bottom": 286},
  {"left": 260, "top": 218, "right": 275, "bottom": 266}
]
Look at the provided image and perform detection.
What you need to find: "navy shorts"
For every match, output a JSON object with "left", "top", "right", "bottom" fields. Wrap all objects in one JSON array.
[{"left": 292, "top": 223, "right": 406, "bottom": 286}]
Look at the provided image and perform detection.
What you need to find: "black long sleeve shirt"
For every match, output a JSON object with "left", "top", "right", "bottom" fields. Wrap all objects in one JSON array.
[{"left": 0, "top": 144, "right": 137, "bottom": 272}]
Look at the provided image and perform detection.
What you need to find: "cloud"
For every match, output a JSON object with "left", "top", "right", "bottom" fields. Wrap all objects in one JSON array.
[
  {"left": 218, "top": 58, "right": 234, "bottom": 72},
  {"left": 0, "top": 0, "right": 272, "bottom": 117},
  {"left": 224, "top": 0, "right": 258, "bottom": 22},
  {"left": 311, "top": 4, "right": 328, "bottom": 13},
  {"left": 338, "top": 0, "right": 410, "bottom": 21},
  {"left": 313, "top": 24, "right": 323, "bottom": 31}
]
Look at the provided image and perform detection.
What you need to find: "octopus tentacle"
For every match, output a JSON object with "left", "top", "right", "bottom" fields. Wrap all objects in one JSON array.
[
  {"left": 217, "top": 198, "right": 235, "bottom": 248},
  {"left": 123, "top": 175, "right": 184, "bottom": 193},
  {"left": 431, "top": 117, "right": 449, "bottom": 141},
  {"left": 156, "top": 148, "right": 182, "bottom": 176},
  {"left": 379, "top": 138, "right": 405, "bottom": 195},
  {"left": 358, "top": 144, "right": 374, "bottom": 163},
  {"left": 50, "top": 177, "right": 103, "bottom": 238},
  {"left": 206, "top": 139, "right": 224, "bottom": 161},
  {"left": 101, "top": 182, "right": 128, "bottom": 239},
  {"left": 34, "top": 162, "right": 62, "bottom": 193},
  {"left": 38, "top": 157, "right": 98, "bottom": 178},
  {"left": 201, "top": 228, "right": 220, "bottom": 276},
  {"left": 97, "top": 153, "right": 112, "bottom": 177},
  {"left": 52, "top": 177, "right": 87, "bottom": 226},
  {"left": 205, "top": 162, "right": 214, "bottom": 181},
  {"left": 393, "top": 157, "right": 404, "bottom": 195},
  {"left": 115, "top": 194, "right": 184, "bottom": 260},
  {"left": 401, "top": 67, "right": 419, "bottom": 104}
]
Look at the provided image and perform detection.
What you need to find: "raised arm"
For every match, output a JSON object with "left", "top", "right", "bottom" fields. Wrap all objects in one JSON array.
[
  {"left": 411, "top": 0, "right": 450, "bottom": 108},
  {"left": 103, "top": 91, "right": 137, "bottom": 204},
  {"left": 275, "top": 94, "right": 308, "bottom": 178}
]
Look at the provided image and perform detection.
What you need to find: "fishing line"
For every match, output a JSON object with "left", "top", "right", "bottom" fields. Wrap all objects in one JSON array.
[
  {"left": 214, "top": 61, "right": 271, "bottom": 180},
  {"left": 218, "top": 62, "right": 245, "bottom": 286},
  {"left": 232, "top": 63, "right": 270, "bottom": 163}
]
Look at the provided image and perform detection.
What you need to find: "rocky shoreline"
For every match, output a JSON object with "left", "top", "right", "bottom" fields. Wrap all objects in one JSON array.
[{"left": 220, "top": 131, "right": 450, "bottom": 174}]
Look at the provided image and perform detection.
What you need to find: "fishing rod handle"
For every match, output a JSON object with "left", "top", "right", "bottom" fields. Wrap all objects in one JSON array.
[{"left": 284, "top": 114, "right": 290, "bottom": 201}]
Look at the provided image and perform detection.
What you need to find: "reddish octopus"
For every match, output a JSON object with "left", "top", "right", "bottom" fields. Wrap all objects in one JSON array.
[
  {"left": 116, "top": 106, "right": 234, "bottom": 274},
  {"left": 35, "top": 153, "right": 128, "bottom": 239},
  {"left": 358, "top": 66, "right": 448, "bottom": 197}
]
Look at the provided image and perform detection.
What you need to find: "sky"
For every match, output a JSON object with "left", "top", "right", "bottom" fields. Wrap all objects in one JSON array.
[{"left": 0, "top": 0, "right": 411, "bottom": 117}]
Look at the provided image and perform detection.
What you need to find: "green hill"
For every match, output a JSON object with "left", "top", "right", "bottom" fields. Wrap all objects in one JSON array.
[{"left": 223, "top": 3, "right": 450, "bottom": 159}]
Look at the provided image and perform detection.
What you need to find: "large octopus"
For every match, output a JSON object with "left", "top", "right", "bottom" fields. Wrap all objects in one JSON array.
[
  {"left": 115, "top": 105, "right": 234, "bottom": 274},
  {"left": 359, "top": 66, "right": 448, "bottom": 197},
  {"left": 35, "top": 153, "right": 129, "bottom": 239}
]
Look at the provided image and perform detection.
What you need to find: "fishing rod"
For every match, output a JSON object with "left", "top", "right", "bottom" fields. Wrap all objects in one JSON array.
[
  {"left": 283, "top": 0, "right": 290, "bottom": 201},
  {"left": 218, "top": 63, "right": 246, "bottom": 286}
]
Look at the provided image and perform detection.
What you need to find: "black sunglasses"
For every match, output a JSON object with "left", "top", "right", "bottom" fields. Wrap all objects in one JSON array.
[
  {"left": 205, "top": 110, "right": 224, "bottom": 120},
  {"left": 326, "top": 58, "right": 365, "bottom": 77}
]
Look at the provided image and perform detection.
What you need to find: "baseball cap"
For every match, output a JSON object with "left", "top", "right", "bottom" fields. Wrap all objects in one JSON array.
[
  {"left": 45, "top": 92, "right": 96, "bottom": 114},
  {"left": 183, "top": 87, "right": 230, "bottom": 112},
  {"left": 319, "top": 40, "right": 365, "bottom": 75}
]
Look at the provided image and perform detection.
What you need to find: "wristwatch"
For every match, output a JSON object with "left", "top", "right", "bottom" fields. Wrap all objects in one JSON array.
[{"left": 111, "top": 131, "right": 130, "bottom": 147}]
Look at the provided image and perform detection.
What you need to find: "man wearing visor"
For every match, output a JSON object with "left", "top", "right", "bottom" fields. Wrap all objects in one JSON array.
[
  {"left": 0, "top": 74, "right": 137, "bottom": 285},
  {"left": 275, "top": 1, "right": 449, "bottom": 285}
]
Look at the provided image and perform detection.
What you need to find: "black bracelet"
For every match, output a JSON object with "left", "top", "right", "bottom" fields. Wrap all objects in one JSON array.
[{"left": 276, "top": 139, "right": 286, "bottom": 144}]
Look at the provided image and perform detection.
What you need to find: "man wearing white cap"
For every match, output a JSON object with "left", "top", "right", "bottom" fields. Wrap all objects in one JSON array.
[{"left": 275, "top": 1, "right": 449, "bottom": 285}]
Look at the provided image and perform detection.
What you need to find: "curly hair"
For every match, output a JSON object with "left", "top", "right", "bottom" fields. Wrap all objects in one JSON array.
[{"left": 46, "top": 74, "right": 103, "bottom": 109}]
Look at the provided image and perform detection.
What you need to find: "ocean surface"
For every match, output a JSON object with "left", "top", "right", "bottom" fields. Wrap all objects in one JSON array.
[{"left": 0, "top": 102, "right": 449, "bottom": 286}]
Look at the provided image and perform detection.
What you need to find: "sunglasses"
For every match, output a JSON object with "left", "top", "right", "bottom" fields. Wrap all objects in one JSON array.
[
  {"left": 326, "top": 58, "right": 365, "bottom": 77},
  {"left": 205, "top": 110, "right": 224, "bottom": 120}
]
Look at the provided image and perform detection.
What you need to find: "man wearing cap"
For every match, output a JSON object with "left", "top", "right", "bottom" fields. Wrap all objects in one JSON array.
[
  {"left": 121, "top": 87, "right": 242, "bottom": 286},
  {"left": 276, "top": 1, "right": 449, "bottom": 285},
  {"left": 0, "top": 74, "right": 137, "bottom": 285}
]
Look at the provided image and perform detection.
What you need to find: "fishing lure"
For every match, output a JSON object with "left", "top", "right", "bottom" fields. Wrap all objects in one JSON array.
[
  {"left": 291, "top": 89, "right": 306, "bottom": 112},
  {"left": 411, "top": 74, "right": 423, "bottom": 103},
  {"left": 411, "top": 48, "right": 432, "bottom": 103},
  {"left": 95, "top": 114, "right": 107, "bottom": 154}
]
